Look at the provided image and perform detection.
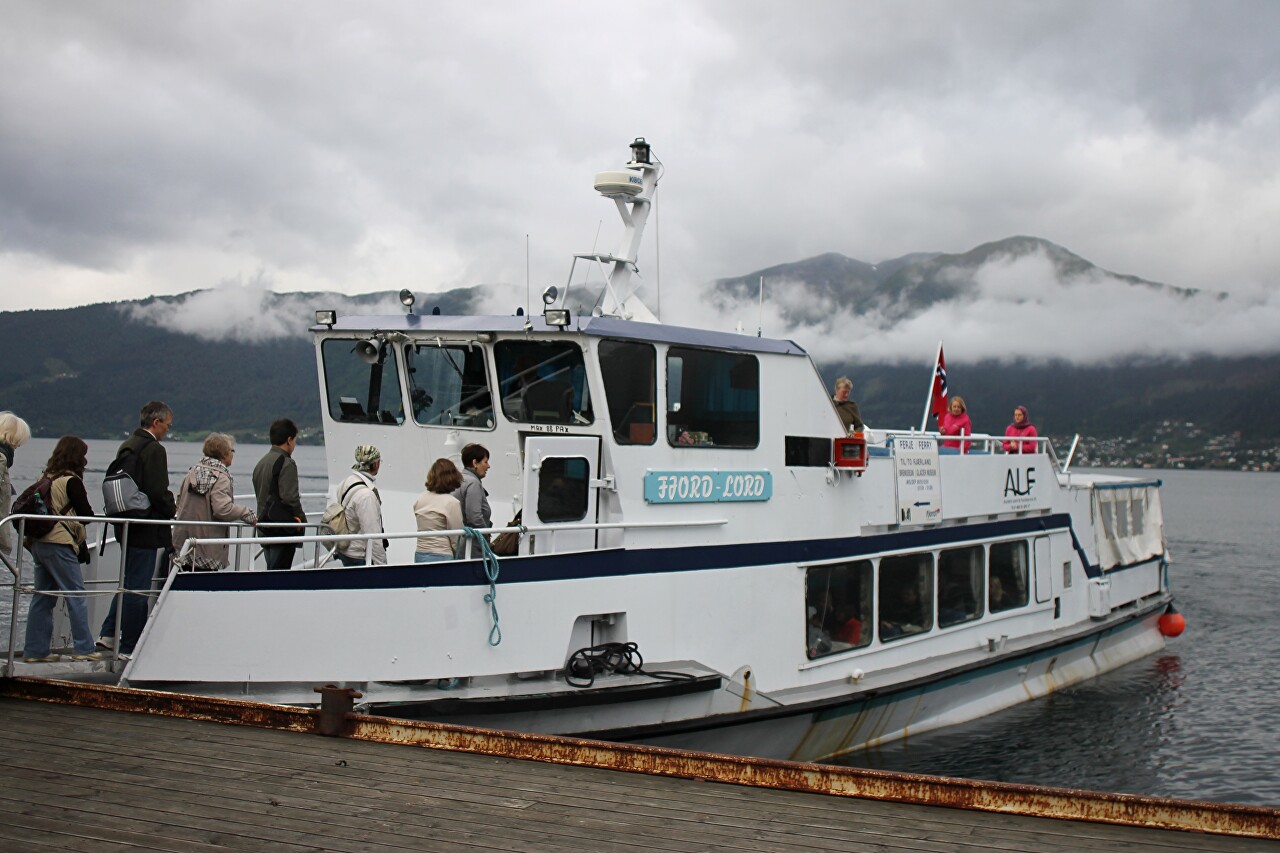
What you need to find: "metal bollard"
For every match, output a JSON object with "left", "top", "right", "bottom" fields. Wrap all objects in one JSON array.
[{"left": 313, "top": 684, "right": 364, "bottom": 737}]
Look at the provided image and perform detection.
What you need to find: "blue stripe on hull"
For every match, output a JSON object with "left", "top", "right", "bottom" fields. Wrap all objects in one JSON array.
[{"left": 173, "top": 514, "right": 1076, "bottom": 592}]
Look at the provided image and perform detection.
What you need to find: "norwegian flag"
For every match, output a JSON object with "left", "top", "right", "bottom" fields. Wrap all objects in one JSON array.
[{"left": 929, "top": 346, "right": 949, "bottom": 420}]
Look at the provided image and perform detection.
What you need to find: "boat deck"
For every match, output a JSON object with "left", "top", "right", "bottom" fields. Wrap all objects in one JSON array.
[{"left": 1, "top": 693, "right": 1276, "bottom": 852}]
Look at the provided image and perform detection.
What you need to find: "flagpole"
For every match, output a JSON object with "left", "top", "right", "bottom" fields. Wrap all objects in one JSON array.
[{"left": 920, "top": 340, "right": 942, "bottom": 432}]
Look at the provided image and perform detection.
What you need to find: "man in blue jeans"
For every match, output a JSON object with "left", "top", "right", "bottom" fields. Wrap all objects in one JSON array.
[{"left": 98, "top": 401, "right": 177, "bottom": 657}]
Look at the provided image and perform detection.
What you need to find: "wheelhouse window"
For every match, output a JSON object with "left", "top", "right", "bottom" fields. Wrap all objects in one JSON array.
[
  {"left": 404, "top": 342, "right": 494, "bottom": 429},
  {"left": 600, "top": 340, "right": 656, "bottom": 445},
  {"left": 537, "top": 457, "right": 589, "bottom": 523},
  {"left": 496, "top": 340, "right": 594, "bottom": 425},
  {"left": 989, "top": 540, "right": 1029, "bottom": 613},
  {"left": 321, "top": 338, "right": 405, "bottom": 425},
  {"left": 805, "top": 560, "right": 873, "bottom": 659},
  {"left": 879, "top": 553, "right": 933, "bottom": 641},
  {"left": 666, "top": 347, "right": 759, "bottom": 448},
  {"left": 938, "top": 546, "right": 984, "bottom": 628}
]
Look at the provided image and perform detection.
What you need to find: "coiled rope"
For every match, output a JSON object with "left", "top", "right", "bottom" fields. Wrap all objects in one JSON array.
[
  {"left": 564, "top": 641, "right": 696, "bottom": 688},
  {"left": 460, "top": 527, "right": 502, "bottom": 646}
]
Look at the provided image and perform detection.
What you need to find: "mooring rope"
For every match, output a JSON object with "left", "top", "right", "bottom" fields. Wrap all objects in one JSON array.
[{"left": 460, "top": 527, "right": 502, "bottom": 646}]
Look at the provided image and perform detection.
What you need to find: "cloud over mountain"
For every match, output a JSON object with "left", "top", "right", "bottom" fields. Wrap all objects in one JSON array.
[{"left": 709, "top": 238, "right": 1278, "bottom": 365}]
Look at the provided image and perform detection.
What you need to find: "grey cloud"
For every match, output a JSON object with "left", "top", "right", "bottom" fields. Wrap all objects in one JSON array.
[
  {"left": 712, "top": 246, "right": 1280, "bottom": 366},
  {"left": 0, "top": 0, "right": 1276, "bottom": 364}
]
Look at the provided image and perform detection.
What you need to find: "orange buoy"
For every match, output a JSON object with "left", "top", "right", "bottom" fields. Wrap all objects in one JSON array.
[{"left": 1158, "top": 611, "right": 1186, "bottom": 638}]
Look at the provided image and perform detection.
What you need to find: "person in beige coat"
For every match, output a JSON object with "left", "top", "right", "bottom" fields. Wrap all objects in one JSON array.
[{"left": 172, "top": 433, "right": 258, "bottom": 572}]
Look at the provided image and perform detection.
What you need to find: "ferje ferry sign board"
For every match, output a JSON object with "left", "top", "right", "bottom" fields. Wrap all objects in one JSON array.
[
  {"left": 893, "top": 436, "right": 942, "bottom": 525},
  {"left": 644, "top": 470, "right": 773, "bottom": 504}
]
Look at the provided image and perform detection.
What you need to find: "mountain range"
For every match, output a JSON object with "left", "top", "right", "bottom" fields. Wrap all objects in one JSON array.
[{"left": 1, "top": 236, "right": 1275, "bottom": 445}]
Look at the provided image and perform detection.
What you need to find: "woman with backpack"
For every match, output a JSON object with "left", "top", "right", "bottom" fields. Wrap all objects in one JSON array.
[
  {"left": 172, "top": 433, "right": 258, "bottom": 571},
  {"left": 22, "top": 435, "right": 105, "bottom": 663}
]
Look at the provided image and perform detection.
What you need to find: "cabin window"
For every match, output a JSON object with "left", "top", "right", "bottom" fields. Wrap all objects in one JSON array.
[
  {"left": 600, "top": 340, "right": 656, "bottom": 445},
  {"left": 938, "top": 546, "right": 984, "bottom": 628},
  {"left": 805, "top": 560, "right": 873, "bottom": 659},
  {"left": 537, "top": 456, "right": 590, "bottom": 523},
  {"left": 785, "top": 436, "right": 832, "bottom": 467},
  {"left": 404, "top": 342, "right": 494, "bottom": 429},
  {"left": 321, "top": 338, "right": 405, "bottom": 425},
  {"left": 989, "top": 540, "right": 1029, "bottom": 612},
  {"left": 879, "top": 553, "right": 933, "bottom": 641},
  {"left": 665, "top": 347, "right": 759, "bottom": 449},
  {"left": 495, "top": 341, "right": 594, "bottom": 425}
]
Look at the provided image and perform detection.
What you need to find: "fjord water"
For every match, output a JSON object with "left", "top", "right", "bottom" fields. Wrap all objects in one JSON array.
[
  {"left": 4, "top": 441, "right": 1278, "bottom": 804},
  {"left": 832, "top": 467, "right": 1280, "bottom": 806}
]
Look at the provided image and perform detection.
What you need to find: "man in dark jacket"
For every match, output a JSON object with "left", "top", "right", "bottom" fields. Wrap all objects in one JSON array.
[
  {"left": 252, "top": 418, "right": 307, "bottom": 570},
  {"left": 98, "top": 400, "right": 177, "bottom": 657}
]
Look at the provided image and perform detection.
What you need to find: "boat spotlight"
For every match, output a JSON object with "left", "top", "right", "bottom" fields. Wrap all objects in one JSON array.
[
  {"left": 630, "top": 137, "right": 651, "bottom": 165},
  {"left": 541, "top": 285, "right": 559, "bottom": 306},
  {"left": 354, "top": 336, "right": 385, "bottom": 365},
  {"left": 315, "top": 309, "right": 337, "bottom": 327},
  {"left": 399, "top": 289, "right": 416, "bottom": 315}
]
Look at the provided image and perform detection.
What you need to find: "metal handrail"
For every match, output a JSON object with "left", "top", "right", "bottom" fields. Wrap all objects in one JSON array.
[
  {"left": 1, "top": 512, "right": 309, "bottom": 670},
  {"left": 178, "top": 517, "right": 730, "bottom": 558},
  {"left": 878, "top": 429, "right": 1055, "bottom": 456}
]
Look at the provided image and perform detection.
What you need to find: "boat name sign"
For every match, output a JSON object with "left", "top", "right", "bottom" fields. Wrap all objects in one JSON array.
[
  {"left": 644, "top": 470, "right": 773, "bottom": 503},
  {"left": 894, "top": 436, "right": 943, "bottom": 525}
]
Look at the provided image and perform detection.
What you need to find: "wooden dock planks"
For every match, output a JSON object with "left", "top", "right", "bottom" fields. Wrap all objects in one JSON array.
[{"left": 0, "top": 697, "right": 1275, "bottom": 852}]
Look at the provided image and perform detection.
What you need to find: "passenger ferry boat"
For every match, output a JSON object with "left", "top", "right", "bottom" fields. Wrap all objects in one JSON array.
[{"left": 6, "top": 139, "right": 1177, "bottom": 762}]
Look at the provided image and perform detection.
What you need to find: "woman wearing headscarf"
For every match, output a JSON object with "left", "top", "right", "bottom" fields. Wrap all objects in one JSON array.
[
  {"left": 1002, "top": 405, "right": 1039, "bottom": 454},
  {"left": 939, "top": 396, "right": 973, "bottom": 453},
  {"left": 172, "top": 433, "right": 258, "bottom": 571},
  {"left": 22, "top": 435, "right": 104, "bottom": 662},
  {"left": 334, "top": 445, "right": 386, "bottom": 566},
  {"left": 0, "top": 411, "right": 32, "bottom": 559}
]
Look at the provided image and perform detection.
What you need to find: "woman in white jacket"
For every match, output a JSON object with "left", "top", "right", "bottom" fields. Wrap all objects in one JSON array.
[
  {"left": 0, "top": 411, "right": 32, "bottom": 560},
  {"left": 334, "top": 445, "right": 386, "bottom": 567}
]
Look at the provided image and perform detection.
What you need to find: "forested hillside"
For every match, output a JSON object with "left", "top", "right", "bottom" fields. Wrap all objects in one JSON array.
[{"left": 2, "top": 249, "right": 1275, "bottom": 446}]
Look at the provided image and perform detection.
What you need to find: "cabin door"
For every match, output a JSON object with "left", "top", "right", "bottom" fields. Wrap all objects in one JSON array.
[{"left": 521, "top": 435, "right": 602, "bottom": 554}]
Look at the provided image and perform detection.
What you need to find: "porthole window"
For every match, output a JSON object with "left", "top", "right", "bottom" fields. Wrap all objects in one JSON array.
[{"left": 537, "top": 457, "right": 590, "bottom": 523}]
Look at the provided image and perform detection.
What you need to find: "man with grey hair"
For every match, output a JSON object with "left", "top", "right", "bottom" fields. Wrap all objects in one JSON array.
[
  {"left": 832, "top": 377, "right": 863, "bottom": 432},
  {"left": 333, "top": 445, "right": 386, "bottom": 567},
  {"left": 98, "top": 400, "right": 177, "bottom": 657}
]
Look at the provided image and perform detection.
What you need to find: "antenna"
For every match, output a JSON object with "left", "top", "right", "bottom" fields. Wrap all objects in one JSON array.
[
  {"left": 655, "top": 191, "right": 661, "bottom": 321},
  {"left": 525, "top": 234, "right": 531, "bottom": 320},
  {"left": 756, "top": 276, "right": 764, "bottom": 337}
]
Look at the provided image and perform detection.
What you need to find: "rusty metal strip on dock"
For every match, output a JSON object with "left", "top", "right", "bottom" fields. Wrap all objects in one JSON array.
[{"left": 2, "top": 675, "right": 1276, "bottom": 840}]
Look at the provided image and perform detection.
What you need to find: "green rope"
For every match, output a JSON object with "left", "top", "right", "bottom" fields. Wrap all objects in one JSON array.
[{"left": 461, "top": 527, "right": 502, "bottom": 646}]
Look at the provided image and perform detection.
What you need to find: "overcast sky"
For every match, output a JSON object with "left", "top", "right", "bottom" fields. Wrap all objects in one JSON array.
[{"left": 3, "top": 1, "right": 1278, "bottom": 360}]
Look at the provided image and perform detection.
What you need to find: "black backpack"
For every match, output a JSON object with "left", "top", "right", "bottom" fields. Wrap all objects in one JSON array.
[{"left": 11, "top": 476, "right": 60, "bottom": 539}]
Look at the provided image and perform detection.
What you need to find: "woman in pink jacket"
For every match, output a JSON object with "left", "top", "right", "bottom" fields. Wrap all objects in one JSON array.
[
  {"left": 1002, "top": 405, "right": 1039, "bottom": 454},
  {"left": 939, "top": 396, "right": 972, "bottom": 453}
]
